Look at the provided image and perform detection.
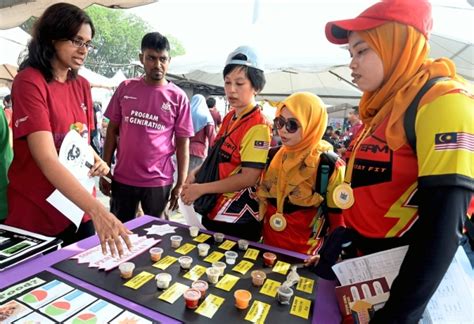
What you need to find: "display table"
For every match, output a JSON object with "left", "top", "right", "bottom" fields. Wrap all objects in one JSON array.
[{"left": 0, "top": 216, "right": 341, "bottom": 323}]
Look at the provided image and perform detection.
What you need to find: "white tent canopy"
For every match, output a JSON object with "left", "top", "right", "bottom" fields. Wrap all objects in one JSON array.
[
  {"left": 0, "top": 0, "right": 157, "bottom": 29},
  {"left": 0, "top": 27, "right": 29, "bottom": 66}
]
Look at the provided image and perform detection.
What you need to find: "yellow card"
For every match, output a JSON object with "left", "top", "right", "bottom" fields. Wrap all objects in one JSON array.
[
  {"left": 232, "top": 260, "right": 254, "bottom": 275},
  {"left": 296, "top": 276, "right": 315, "bottom": 294},
  {"left": 272, "top": 261, "right": 291, "bottom": 275},
  {"left": 218, "top": 240, "right": 236, "bottom": 250},
  {"left": 204, "top": 251, "right": 224, "bottom": 263},
  {"left": 194, "top": 294, "right": 225, "bottom": 319},
  {"left": 153, "top": 255, "right": 177, "bottom": 270},
  {"left": 290, "top": 296, "right": 312, "bottom": 320},
  {"left": 175, "top": 243, "right": 196, "bottom": 255},
  {"left": 193, "top": 233, "right": 211, "bottom": 243},
  {"left": 215, "top": 274, "right": 239, "bottom": 291},
  {"left": 243, "top": 248, "right": 260, "bottom": 260},
  {"left": 123, "top": 271, "right": 154, "bottom": 290},
  {"left": 244, "top": 300, "right": 271, "bottom": 324},
  {"left": 183, "top": 265, "right": 207, "bottom": 281},
  {"left": 259, "top": 279, "right": 281, "bottom": 297},
  {"left": 158, "top": 282, "right": 189, "bottom": 304}
]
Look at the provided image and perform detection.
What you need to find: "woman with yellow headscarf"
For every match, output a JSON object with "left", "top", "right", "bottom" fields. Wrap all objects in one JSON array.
[
  {"left": 325, "top": 0, "right": 474, "bottom": 322},
  {"left": 257, "top": 92, "right": 346, "bottom": 255}
]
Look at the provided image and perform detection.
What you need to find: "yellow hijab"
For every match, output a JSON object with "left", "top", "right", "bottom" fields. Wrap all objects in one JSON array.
[
  {"left": 358, "top": 22, "right": 470, "bottom": 151},
  {"left": 257, "top": 92, "right": 332, "bottom": 217}
]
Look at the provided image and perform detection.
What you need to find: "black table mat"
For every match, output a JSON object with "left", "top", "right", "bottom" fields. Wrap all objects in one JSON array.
[{"left": 53, "top": 220, "right": 318, "bottom": 323}]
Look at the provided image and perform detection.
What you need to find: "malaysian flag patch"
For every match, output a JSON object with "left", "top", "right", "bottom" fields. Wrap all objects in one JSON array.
[
  {"left": 254, "top": 140, "right": 269, "bottom": 150},
  {"left": 434, "top": 132, "right": 474, "bottom": 152}
]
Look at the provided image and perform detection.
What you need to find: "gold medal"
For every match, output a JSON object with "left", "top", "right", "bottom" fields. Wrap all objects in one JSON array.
[
  {"left": 332, "top": 183, "right": 355, "bottom": 209},
  {"left": 269, "top": 212, "right": 287, "bottom": 232}
]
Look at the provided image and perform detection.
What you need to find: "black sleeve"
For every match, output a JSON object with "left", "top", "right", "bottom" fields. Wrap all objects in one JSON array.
[{"left": 370, "top": 186, "right": 471, "bottom": 324}]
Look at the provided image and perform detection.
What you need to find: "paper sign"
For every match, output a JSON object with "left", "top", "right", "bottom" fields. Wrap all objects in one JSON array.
[
  {"left": 290, "top": 296, "right": 312, "bottom": 319},
  {"left": 195, "top": 294, "right": 225, "bottom": 319},
  {"left": 48, "top": 130, "right": 95, "bottom": 228},
  {"left": 124, "top": 271, "right": 155, "bottom": 290},
  {"left": 178, "top": 199, "right": 206, "bottom": 229},
  {"left": 215, "top": 274, "right": 239, "bottom": 291},
  {"left": 153, "top": 255, "right": 177, "bottom": 270},
  {"left": 244, "top": 300, "right": 271, "bottom": 324},
  {"left": 193, "top": 233, "right": 211, "bottom": 243},
  {"left": 158, "top": 282, "right": 189, "bottom": 304},
  {"left": 297, "top": 277, "right": 315, "bottom": 294},
  {"left": 13, "top": 311, "right": 54, "bottom": 323},
  {"left": 243, "top": 248, "right": 260, "bottom": 260},
  {"left": 260, "top": 279, "right": 281, "bottom": 297},
  {"left": 218, "top": 240, "right": 236, "bottom": 250},
  {"left": 183, "top": 265, "right": 207, "bottom": 281},
  {"left": 204, "top": 251, "right": 224, "bottom": 263},
  {"left": 272, "top": 261, "right": 291, "bottom": 275},
  {"left": 109, "top": 310, "right": 153, "bottom": 324},
  {"left": 232, "top": 260, "right": 254, "bottom": 275},
  {"left": 175, "top": 243, "right": 196, "bottom": 255}
]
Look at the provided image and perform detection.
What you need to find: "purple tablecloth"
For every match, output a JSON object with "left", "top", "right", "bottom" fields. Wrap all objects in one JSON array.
[{"left": 0, "top": 215, "right": 341, "bottom": 323}]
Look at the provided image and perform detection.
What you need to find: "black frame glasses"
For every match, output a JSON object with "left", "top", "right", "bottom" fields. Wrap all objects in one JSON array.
[
  {"left": 273, "top": 116, "right": 301, "bottom": 133},
  {"left": 68, "top": 38, "right": 96, "bottom": 52}
]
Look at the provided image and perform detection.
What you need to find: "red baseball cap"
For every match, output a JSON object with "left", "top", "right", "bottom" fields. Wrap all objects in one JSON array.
[{"left": 325, "top": 0, "right": 432, "bottom": 44}]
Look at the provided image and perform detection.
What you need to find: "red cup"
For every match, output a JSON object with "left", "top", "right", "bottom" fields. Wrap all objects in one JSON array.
[
  {"left": 183, "top": 288, "right": 201, "bottom": 309},
  {"left": 191, "top": 280, "right": 209, "bottom": 299},
  {"left": 263, "top": 252, "right": 277, "bottom": 267}
]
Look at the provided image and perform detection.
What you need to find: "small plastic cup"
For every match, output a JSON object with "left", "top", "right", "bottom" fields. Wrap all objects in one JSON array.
[
  {"left": 155, "top": 273, "right": 172, "bottom": 289},
  {"left": 212, "top": 261, "right": 226, "bottom": 276},
  {"left": 191, "top": 280, "right": 209, "bottom": 299},
  {"left": 170, "top": 235, "right": 183, "bottom": 248},
  {"left": 277, "top": 285, "right": 294, "bottom": 305},
  {"left": 250, "top": 270, "right": 266, "bottom": 287},
  {"left": 178, "top": 256, "right": 193, "bottom": 269},
  {"left": 118, "top": 262, "right": 135, "bottom": 279},
  {"left": 149, "top": 247, "right": 164, "bottom": 262},
  {"left": 224, "top": 251, "right": 238, "bottom": 265},
  {"left": 213, "top": 232, "right": 224, "bottom": 243},
  {"left": 183, "top": 288, "right": 201, "bottom": 309},
  {"left": 263, "top": 252, "right": 277, "bottom": 267},
  {"left": 189, "top": 226, "right": 199, "bottom": 237},
  {"left": 197, "top": 243, "right": 210, "bottom": 257},
  {"left": 206, "top": 267, "right": 220, "bottom": 284},
  {"left": 234, "top": 289, "right": 252, "bottom": 309},
  {"left": 238, "top": 239, "right": 249, "bottom": 250}
]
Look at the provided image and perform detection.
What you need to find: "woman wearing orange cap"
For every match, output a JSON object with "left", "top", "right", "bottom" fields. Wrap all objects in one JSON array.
[
  {"left": 257, "top": 92, "right": 345, "bottom": 256},
  {"left": 325, "top": 0, "right": 473, "bottom": 322}
]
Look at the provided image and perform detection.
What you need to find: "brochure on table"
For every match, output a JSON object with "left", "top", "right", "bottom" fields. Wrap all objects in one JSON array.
[
  {"left": 0, "top": 225, "right": 60, "bottom": 271},
  {"left": 332, "top": 246, "right": 474, "bottom": 323}
]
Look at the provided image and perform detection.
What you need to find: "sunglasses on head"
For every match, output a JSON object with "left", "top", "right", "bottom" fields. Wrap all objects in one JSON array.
[{"left": 273, "top": 116, "right": 301, "bottom": 133}]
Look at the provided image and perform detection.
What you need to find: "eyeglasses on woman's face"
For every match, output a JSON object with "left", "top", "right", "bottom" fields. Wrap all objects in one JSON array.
[
  {"left": 68, "top": 37, "right": 96, "bottom": 52},
  {"left": 273, "top": 115, "right": 301, "bottom": 133}
]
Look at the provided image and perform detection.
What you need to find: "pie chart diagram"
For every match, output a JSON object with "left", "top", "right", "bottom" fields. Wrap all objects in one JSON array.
[
  {"left": 22, "top": 290, "right": 48, "bottom": 304},
  {"left": 72, "top": 313, "right": 98, "bottom": 324},
  {"left": 44, "top": 301, "right": 71, "bottom": 316}
]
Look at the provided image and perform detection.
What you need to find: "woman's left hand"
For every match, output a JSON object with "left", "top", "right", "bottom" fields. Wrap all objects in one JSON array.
[
  {"left": 180, "top": 183, "right": 204, "bottom": 205},
  {"left": 304, "top": 254, "right": 320, "bottom": 267},
  {"left": 89, "top": 158, "right": 110, "bottom": 178}
]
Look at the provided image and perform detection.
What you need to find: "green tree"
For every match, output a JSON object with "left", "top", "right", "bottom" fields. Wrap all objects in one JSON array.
[{"left": 21, "top": 6, "right": 185, "bottom": 78}]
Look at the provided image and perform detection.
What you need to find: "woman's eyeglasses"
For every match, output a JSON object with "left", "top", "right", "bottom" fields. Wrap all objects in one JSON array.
[
  {"left": 68, "top": 38, "right": 96, "bottom": 52},
  {"left": 273, "top": 116, "right": 301, "bottom": 133}
]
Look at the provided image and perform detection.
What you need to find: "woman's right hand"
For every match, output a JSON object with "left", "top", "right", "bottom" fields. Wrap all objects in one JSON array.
[{"left": 91, "top": 207, "right": 133, "bottom": 257}]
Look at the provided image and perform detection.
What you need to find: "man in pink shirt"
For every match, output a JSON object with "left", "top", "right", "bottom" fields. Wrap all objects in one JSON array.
[{"left": 100, "top": 32, "right": 193, "bottom": 221}]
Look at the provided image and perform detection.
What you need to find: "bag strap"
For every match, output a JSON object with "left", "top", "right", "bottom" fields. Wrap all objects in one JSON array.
[{"left": 403, "top": 77, "right": 450, "bottom": 153}]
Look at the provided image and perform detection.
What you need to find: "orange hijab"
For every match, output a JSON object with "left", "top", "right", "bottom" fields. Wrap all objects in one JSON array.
[
  {"left": 358, "top": 22, "right": 469, "bottom": 150},
  {"left": 257, "top": 92, "right": 332, "bottom": 217}
]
